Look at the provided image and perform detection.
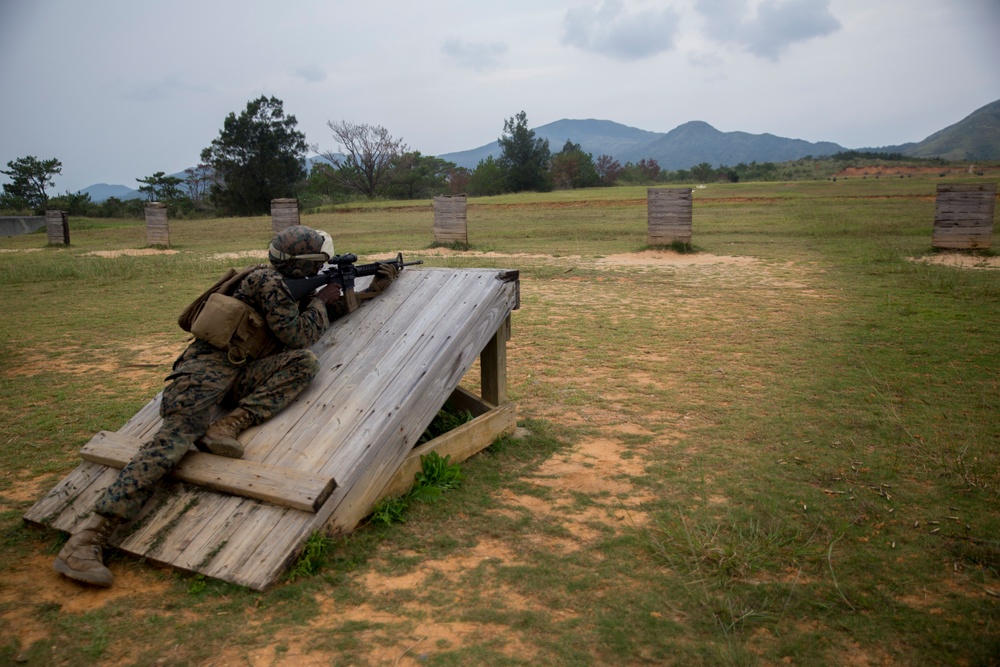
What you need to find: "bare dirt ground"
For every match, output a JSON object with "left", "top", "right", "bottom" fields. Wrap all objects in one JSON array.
[
  {"left": 912, "top": 252, "right": 1000, "bottom": 269},
  {"left": 33, "top": 245, "right": 1000, "bottom": 271}
]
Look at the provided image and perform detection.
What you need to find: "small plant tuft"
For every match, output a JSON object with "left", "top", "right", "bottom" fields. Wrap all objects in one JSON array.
[
  {"left": 366, "top": 452, "right": 464, "bottom": 527},
  {"left": 287, "top": 531, "right": 334, "bottom": 581}
]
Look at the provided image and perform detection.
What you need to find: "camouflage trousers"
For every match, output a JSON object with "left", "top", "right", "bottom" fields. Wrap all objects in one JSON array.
[{"left": 94, "top": 341, "right": 319, "bottom": 521}]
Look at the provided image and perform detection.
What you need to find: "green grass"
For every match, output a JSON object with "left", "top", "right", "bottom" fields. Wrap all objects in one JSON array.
[{"left": 1, "top": 176, "right": 998, "bottom": 665}]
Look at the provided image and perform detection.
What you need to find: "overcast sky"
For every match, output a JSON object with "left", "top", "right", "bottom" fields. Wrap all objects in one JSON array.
[{"left": 1, "top": 0, "right": 998, "bottom": 194}]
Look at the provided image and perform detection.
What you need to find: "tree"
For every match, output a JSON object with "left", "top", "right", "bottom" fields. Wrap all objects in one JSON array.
[
  {"left": 136, "top": 171, "right": 184, "bottom": 201},
  {"left": 200, "top": 96, "right": 308, "bottom": 215},
  {"left": 619, "top": 158, "right": 662, "bottom": 184},
  {"left": 386, "top": 152, "right": 455, "bottom": 199},
  {"left": 321, "top": 121, "right": 407, "bottom": 199},
  {"left": 447, "top": 167, "right": 471, "bottom": 195},
  {"left": 183, "top": 163, "right": 216, "bottom": 204},
  {"left": 467, "top": 156, "right": 507, "bottom": 196},
  {"left": 690, "top": 162, "right": 715, "bottom": 183},
  {"left": 549, "top": 140, "right": 599, "bottom": 190},
  {"left": 497, "top": 111, "right": 551, "bottom": 192},
  {"left": 1, "top": 156, "right": 62, "bottom": 210},
  {"left": 46, "top": 191, "right": 93, "bottom": 216},
  {"left": 595, "top": 154, "right": 623, "bottom": 186}
]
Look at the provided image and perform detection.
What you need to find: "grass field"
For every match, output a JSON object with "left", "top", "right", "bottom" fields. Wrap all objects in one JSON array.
[{"left": 1, "top": 177, "right": 998, "bottom": 666}]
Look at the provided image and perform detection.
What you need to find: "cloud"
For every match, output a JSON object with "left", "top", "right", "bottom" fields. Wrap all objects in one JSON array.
[
  {"left": 442, "top": 38, "right": 508, "bottom": 71},
  {"left": 696, "top": 0, "right": 841, "bottom": 61},
  {"left": 295, "top": 65, "right": 327, "bottom": 83},
  {"left": 117, "top": 76, "right": 211, "bottom": 102},
  {"left": 562, "top": 0, "right": 682, "bottom": 61}
]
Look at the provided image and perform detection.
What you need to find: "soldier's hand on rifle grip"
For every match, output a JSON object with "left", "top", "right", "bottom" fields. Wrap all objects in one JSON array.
[
  {"left": 314, "top": 283, "right": 343, "bottom": 305},
  {"left": 366, "top": 263, "right": 397, "bottom": 294}
]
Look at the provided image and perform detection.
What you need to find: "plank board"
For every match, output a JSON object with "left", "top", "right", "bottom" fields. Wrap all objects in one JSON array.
[
  {"left": 79, "top": 430, "right": 336, "bottom": 512},
  {"left": 25, "top": 267, "right": 519, "bottom": 590}
]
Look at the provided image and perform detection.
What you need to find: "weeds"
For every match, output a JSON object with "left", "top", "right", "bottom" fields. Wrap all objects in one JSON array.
[
  {"left": 286, "top": 531, "right": 334, "bottom": 582},
  {"left": 645, "top": 509, "right": 824, "bottom": 587},
  {"left": 367, "top": 451, "right": 464, "bottom": 527}
]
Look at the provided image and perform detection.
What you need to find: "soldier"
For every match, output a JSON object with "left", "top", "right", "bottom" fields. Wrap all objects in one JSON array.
[{"left": 53, "top": 225, "right": 397, "bottom": 587}]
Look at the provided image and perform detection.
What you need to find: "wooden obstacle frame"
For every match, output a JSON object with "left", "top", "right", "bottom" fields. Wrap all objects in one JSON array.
[
  {"left": 25, "top": 267, "right": 520, "bottom": 590},
  {"left": 932, "top": 183, "right": 996, "bottom": 250},
  {"left": 647, "top": 188, "right": 693, "bottom": 246},
  {"left": 144, "top": 202, "right": 170, "bottom": 247}
]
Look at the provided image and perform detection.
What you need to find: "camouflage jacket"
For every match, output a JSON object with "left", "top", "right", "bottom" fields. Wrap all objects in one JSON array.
[{"left": 232, "top": 265, "right": 329, "bottom": 350}]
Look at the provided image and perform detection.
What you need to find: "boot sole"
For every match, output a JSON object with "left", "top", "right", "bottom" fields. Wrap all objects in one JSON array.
[{"left": 54, "top": 558, "right": 113, "bottom": 587}]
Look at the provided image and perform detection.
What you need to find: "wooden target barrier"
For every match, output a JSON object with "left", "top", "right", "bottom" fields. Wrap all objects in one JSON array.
[
  {"left": 647, "top": 188, "right": 692, "bottom": 246},
  {"left": 271, "top": 198, "right": 300, "bottom": 234},
  {"left": 45, "top": 210, "right": 69, "bottom": 245},
  {"left": 144, "top": 202, "right": 170, "bottom": 247},
  {"left": 434, "top": 195, "right": 468, "bottom": 245},
  {"left": 933, "top": 183, "right": 996, "bottom": 250}
]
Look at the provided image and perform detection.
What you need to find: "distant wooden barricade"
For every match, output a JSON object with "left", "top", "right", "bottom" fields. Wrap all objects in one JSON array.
[
  {"left": 144, "top": 202, "right": 170, "bottom": 247},
  {"left": 647, "top": 188, "right": 692, "bottom": 246},
  {"left": 434, "top": 195, "right": 468, "bottom": 245},
  {"left": 271, "top": 198, "right": 300, "bottom": 234},
  {"left": 932, "top": 183, "right": 996, "bottom": 250},
  {"left": 45, "top": 210, "right": 69, "bottom": 245}
]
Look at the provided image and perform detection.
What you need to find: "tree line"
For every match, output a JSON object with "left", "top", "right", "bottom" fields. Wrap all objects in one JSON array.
[{"left": 1, "top": 97, "right": 955, "bottom": 219}]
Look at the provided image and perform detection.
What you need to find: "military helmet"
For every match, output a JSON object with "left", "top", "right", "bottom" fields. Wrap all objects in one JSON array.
[{"left": 268, "top": 226, "right": 333, "bottom": 278}]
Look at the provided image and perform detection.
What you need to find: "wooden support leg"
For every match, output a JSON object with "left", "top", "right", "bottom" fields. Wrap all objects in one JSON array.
[{"left": 481, "top": 315, "right": 510, "bottom": 406}]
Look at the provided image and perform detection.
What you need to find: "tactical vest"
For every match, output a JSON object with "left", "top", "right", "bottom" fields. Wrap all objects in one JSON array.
[{"left": 178, "top": 265, "right": 278, "bottom": 364}]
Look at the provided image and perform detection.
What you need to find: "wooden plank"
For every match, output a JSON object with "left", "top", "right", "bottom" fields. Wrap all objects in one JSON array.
[
  {"left": 220, "top": 509, "right": 316, "bottom": 589},
  {"left": 379, "top": 401, "right": 516, "bottom": 501},
  {"left": 200, "top": 504, "right": 302, "bottom": 586},
  {"left": 23, "top": 462, "right": 115, "bottom": 530},
  {"left": 119, "top": 483, "right": 207, "bottom": 556},
  {"left": 251, "top": 269, "right": 439, "bottom": 466},
  {"left": 80, "top": 431, "right": 336, "bottom": 512},
  {"left": 447, "top": 385, "right": 494, "bottom": 418},
  {"left": 265, "top": 269, "right": 469, "bottom": 471},
  {"left": 317, "top": 273, "right": 519, "bottom": 533},
  {"left": 481, "top": 316, "right": 509, "bottom": 406},
  {"left": 315, "top": 270, "right": 504, "bottom": 479}
]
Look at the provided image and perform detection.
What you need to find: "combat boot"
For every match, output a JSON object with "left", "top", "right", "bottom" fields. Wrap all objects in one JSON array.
[
  {"left": 200, "top": 407, "right": 255, "bottom": 458},
  {"left": 53, "top": 513, "right": 117, "bottom": 587}
]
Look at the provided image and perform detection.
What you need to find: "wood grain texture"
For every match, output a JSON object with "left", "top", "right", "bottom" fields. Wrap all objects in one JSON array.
[{"left": 79, "top": 430, "right": 336, "bottom": 512}]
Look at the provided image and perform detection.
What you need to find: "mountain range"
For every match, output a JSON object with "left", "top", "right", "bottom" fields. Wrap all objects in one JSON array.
[{"left": 81, "top": 99, "right": 1000, "bottom": 202}]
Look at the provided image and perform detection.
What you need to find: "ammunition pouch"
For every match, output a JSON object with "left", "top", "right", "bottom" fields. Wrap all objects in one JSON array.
[{"left": 189, "top": 293, "right": 277, "bottom": 365}]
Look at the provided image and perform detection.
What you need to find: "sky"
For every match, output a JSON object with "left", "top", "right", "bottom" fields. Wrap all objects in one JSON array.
[{"left": 1, "top": 0, "right": 998, "bottom": 194}]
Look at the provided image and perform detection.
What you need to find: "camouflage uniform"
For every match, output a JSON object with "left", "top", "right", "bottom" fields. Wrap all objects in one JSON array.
[{"left": 94, "top": 266, "right": 329, "bottom": 521}]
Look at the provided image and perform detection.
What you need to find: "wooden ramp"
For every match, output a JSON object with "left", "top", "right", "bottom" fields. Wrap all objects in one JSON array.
[{"left": 25, "top": 267, "right": 520, "bottom": 590}]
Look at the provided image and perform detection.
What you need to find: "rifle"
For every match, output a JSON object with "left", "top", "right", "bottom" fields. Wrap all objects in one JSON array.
[{"left": 283, "top": 252, "right": 422, "bottom": 309}]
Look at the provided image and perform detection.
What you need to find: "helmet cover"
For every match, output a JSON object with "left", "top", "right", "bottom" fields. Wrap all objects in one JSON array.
[{"left": 268, "top": 225, "right": 330, "bottom": 278}]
